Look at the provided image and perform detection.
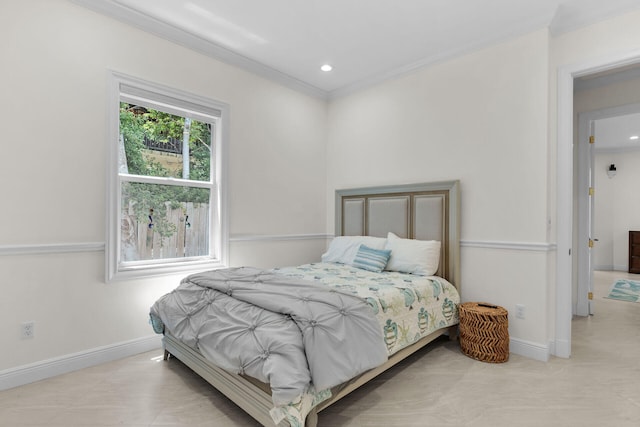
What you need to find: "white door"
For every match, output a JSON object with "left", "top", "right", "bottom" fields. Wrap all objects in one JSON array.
[
  {"left": 576, "top": 113, "right": 594, "bottom": 316},
  {"left": 587, "top": 120, "right": 596, "bottom": 315}
]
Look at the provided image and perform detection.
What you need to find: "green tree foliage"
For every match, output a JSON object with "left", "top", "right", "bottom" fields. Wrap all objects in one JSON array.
[{"left": 119, "top": 103, "right": 211, "bottom": 246}]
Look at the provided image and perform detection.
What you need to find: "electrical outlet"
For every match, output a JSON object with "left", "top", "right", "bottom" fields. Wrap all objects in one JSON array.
[
  {"left": 21, "top": 321, "right": 35, "bottom": 339},
  {"left": 515, "top": 304, "right": 525, "bottom": 319}
]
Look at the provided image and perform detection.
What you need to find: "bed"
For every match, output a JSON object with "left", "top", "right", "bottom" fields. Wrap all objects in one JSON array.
[{"left": 149, "top": 180, "right": 461, "bottom": 427}]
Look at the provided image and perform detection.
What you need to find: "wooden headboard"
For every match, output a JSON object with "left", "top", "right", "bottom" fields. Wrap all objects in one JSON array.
[{"left": 335, "top": 181, "right": 460, "bottom": 289}]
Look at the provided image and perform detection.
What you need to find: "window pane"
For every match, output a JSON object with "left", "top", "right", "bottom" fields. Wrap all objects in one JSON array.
[
  {"left": 121, "top": 182, "right": 210, "bottom": 262},
  {"left": 119, "top": 103, "right": 211, "bottom": 182}
]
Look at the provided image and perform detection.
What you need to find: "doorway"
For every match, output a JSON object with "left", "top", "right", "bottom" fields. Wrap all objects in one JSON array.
[
  {"left": 557, "top": 56, "right": 640, "bottom": 358},
  {"left": 576, "top": 105, "right": 640, "bottom": 317}
]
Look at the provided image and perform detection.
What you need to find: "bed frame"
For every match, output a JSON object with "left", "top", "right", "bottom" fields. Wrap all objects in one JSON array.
[{"left": 163, "top": 180, "right": 461, "bottom": 426}]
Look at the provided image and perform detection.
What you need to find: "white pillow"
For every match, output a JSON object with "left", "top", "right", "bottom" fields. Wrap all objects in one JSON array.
[
  {"left": 384, "top": 232, "right": 441, "bottom": 276},
  {"left": 321, "top": 236, "right": 387, "bottom": 265}
]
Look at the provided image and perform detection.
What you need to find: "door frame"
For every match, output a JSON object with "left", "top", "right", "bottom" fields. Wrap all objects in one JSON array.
[
  {"left": 556, "top": 50, "right": 640, "bottom": 358},
  {"left": 576, "top": 103, "right": 640, "bottom": 317}
]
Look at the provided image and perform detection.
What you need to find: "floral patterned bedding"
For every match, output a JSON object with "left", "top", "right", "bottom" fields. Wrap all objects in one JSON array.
[{"left": 273, "top": 262, "right": 460, "bottom": 356}]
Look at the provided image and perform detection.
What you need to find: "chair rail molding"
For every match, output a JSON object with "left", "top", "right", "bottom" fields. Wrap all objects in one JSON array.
[
  {"left": 0, "top": 242, "right": 105, "bottom": 256},
  {"left": 460, "top": 240, "right": 556, "bottom": 252}
]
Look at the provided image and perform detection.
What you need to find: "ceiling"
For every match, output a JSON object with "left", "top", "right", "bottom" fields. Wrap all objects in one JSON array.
[
  {"left": 595, "top": 113, "right": 640, "bottom": 152},
  {"left": 576, "top": 66, "right": 640, "bottom": 151},
  {"left": 73, "top": 0, "right": 640, "bottom": 98}
]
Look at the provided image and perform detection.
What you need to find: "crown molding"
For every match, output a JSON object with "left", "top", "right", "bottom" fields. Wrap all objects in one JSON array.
[
  {"left": 70, "top": 0, "right": 328, "bottom": 100},
  {"left": 549, "top": 1, "right": 640, "bottom": 36},
  {"left": 72, "top": 0, "right": 640, "bottom": 101}
]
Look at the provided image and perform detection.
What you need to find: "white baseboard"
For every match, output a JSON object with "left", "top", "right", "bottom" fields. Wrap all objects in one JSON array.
[
  {"left": 0, "top": 334, "right": 553, "bottom": 390},
  {"left": 0, "top": 335, "right": 162, "bottom": 391},
  {"left": 594, "top": 265, "right": 629, "bottom": 272},
  {"left": 510, "top": 337, "right": 550, "bottom": 362}
]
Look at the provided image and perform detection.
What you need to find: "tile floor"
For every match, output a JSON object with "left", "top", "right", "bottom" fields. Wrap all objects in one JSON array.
[{"left": 0, "top": 270, "right": 638, "bottom": 426}]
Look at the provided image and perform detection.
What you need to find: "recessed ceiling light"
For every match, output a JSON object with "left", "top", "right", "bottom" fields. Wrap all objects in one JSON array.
[
  {"left": 630, "top": 135, "right": 639, "bottom": 140},
  {"left": 320, "top": 64, "right": 333, "bottom": 72}
]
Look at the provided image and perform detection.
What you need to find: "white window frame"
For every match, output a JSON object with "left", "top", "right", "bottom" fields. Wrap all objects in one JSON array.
[{"left": 106, "top": 72, "right": 228, "bottom": 282}]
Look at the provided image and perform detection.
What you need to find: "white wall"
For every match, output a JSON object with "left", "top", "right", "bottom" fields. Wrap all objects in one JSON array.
[
  {"left": 327, "top": 6, "right": 640, "bottom": 359},
  {"left": 0, "top": 0, "right": 327, "bottom": 374},
  {"left": 594, "top": 153, "right": 616, "bottom": 269},
  {"left": 327, "top": 30, "right": 552, "bottom": 353},
  {"left": 594, "top": 151, "right": 640, "bottom": 271},
  {"left": 4, "top": 0, "right": 640, "bottom": 380}
]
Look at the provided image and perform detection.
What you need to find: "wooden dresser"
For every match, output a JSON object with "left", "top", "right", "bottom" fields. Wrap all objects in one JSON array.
[{"left": 629, "top": 231, "right": 640, "bottom": 273}]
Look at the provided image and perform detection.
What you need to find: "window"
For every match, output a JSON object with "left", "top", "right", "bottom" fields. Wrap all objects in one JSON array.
[{"left": 107, "top": 73, "right": 228, "bottom": 281}]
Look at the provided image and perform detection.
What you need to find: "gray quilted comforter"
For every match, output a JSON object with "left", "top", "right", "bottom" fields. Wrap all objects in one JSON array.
[{"left": 149, "top": 267, "right": 388, "bottom": 407}]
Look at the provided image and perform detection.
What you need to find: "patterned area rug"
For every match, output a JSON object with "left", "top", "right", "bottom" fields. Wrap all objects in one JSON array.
[{"left": 605, "top": 279, "right": 640, "bottom": 303}]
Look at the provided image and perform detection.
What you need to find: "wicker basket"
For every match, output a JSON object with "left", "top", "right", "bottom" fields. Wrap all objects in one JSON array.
[{"left": 459, "top": 302, "right": 509, "bottom": 363}]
